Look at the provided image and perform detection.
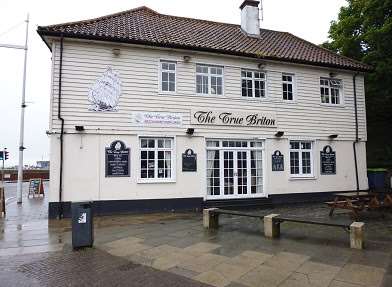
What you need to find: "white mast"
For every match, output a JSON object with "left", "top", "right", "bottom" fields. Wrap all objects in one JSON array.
[{"left": 16, "top": 14, "right": 30, "bottom": 204}]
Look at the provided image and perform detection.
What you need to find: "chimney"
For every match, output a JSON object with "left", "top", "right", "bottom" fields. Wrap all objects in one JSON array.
[{"left": 240, "top": 0, "right": 260, "bottom": 36}]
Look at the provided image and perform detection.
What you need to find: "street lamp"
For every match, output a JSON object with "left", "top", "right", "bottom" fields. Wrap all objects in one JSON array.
[{"left": 0, "top": 14, "right": 29, "bottom": 204}]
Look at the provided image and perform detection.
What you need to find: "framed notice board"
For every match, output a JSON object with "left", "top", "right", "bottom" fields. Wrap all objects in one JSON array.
[
  {"left": 105, "top": 140, "right": 130, "bottom": 177},
  {"left": 182, "top": 149, "right": 197, "bottom": 172},
  {"left": 320, "top": 145, "right": 336, "bottom": 175},
  {"left": 271, "top": 150, "right": 284, "bottom": 171}
]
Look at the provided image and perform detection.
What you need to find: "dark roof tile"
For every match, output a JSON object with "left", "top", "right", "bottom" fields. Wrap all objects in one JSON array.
[{"left": 37, "top": 6, "right": 372, "bottom": 72}]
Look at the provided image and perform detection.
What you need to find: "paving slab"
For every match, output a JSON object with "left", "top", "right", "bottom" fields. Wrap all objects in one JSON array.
[
  {"left": 263, "top": 251, "right": 310, "bottom": 272},
  {"left": 235, "top": 264, "right": 291, "bottom": 287},
  {"left": 335, "top": 263, "right": 385, "bottom": 287},
  {"left": 193, "top": 270, "right": 232, "bottom": 287}
]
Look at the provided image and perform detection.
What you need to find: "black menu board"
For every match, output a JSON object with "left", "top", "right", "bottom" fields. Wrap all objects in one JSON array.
[
  {"left": 320, "top": 145, "right": 336, "bottom": 175},
  {"left": 182, "top": 149, "right": 197, "bottom": 172},
  {"left": 105, "top": 140, "right": 130, "bottom": 177},
  {"left": 272, "top": 150, "right": 284, "bottom": 171}
]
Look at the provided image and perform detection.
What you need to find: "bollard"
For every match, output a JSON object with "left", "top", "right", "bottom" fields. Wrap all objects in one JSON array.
[
  {"left": 264, "top": 214, "right": 280, "bottom": 238},
  {"left": 0, "top": 187, "right": 5, "bottom": 217},
  {"left": 203, "top": 208, "right": 219, "bottom": 229},
  {"left": 350, "top": 222, "right": 365, "bottom": 249}
]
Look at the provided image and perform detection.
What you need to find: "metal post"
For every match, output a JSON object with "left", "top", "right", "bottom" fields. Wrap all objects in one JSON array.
[
  {"left": 16, "top": 14, "right": 29, "bottom": 204},
  {"left": 1, "top": 149, "right": 4, "bottom": 188}
]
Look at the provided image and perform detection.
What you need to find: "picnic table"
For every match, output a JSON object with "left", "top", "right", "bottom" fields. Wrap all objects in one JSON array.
[{"left": 327, "top": 191, "right": 392, "bottom": 219}]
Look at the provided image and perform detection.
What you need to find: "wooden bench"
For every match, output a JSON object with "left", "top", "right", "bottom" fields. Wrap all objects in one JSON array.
[{"left": 203, "top": 208, "right": 365, "bottom": 249}]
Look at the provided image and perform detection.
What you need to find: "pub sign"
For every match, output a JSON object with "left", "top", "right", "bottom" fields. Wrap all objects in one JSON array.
[
  {"left": 271, "top": 150, "right": 284, "bottom": 171},
  {"left": 320, "top": 145, "right": 336, "bottom": 175},
  {"left": 105, "top": 140, "right": 130, "bottom": 177},
  {"left": 182, "top": 149, "right": 197, "bottom": 172}
]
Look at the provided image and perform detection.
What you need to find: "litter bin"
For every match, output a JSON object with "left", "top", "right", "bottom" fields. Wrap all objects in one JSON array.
[
  {"left": 367, "top": 168, "right": 387, "bottom": 190},
  {"left": 72, "top": 202, "right": 94, "bottom": 249}
]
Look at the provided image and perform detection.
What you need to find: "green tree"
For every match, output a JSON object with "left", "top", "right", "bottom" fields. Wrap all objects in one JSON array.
[{"left": 323, "top": 0, "right": 392, "bottom": 167}]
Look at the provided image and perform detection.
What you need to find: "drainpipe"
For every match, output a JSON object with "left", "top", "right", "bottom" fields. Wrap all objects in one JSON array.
[
  {"left": 352, "top": 73, "right": 360, "bottom": 193},
  {"left": 58, "top": 36, "right": 65, "bottom": 219}
]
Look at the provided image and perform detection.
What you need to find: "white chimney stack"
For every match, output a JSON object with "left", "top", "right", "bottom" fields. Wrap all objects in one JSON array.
[{"left": 240, "top": 0, "right": 261, "bottom": 36}]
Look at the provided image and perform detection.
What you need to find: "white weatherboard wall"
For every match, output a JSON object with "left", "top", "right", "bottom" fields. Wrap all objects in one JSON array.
[{"left": 48, "top": 39, "right": 368, "bottom": 204}]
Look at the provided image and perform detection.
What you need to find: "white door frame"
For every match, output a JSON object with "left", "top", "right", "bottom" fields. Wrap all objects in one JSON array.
[{"left": 206, "top": 139, "right": 266, "bottom": 200}]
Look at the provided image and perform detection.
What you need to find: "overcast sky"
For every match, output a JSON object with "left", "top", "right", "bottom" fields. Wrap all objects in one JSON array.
[{"left": 0, "top": 0, "right": 346, "bottom": 166}]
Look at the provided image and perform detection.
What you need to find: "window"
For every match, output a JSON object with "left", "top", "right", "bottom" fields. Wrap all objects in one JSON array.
[
  {"left": 320, "top": 78, "right": 342, "bottom": 104},
  {"left": 196, "top": 64, "right": 223, "bottom": 95},
  {"left": 290, "top": 141, "right": 313, "bottom": 177},
  {"left": 140, "top": 138, "right": 174, "bottom": 181},
  {"left": 241, "top": 70, "right": 266, "bottom": 98},
  {"left": 160, "top": 61, "right": 176, "bottom": 92},
  {"left": 282, "top": 73, "right": 294, "bottom": 101}
]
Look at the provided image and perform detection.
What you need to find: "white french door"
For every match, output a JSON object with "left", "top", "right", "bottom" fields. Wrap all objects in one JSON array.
[{"left": 207, "top": 140, "right": 264, "bottom": 199}]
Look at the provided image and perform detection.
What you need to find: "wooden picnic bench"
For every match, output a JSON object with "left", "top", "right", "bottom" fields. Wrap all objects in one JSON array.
[
  {"left": 327, "top": 191, "right": 392, "bottom": 219},
  {"left": 203, "top": 208, "right": 365, "bottom": 249}
]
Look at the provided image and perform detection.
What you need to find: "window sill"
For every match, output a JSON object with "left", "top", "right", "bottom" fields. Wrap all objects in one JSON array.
[
  {"left": 289, "top": 176, "right": 317, "bottom": 181},
  {"left": 137, "top": 179, "right": 176, "bottom": 184},
  {"left": 320, "top": 103, "right": 345, "bottom": 108}
]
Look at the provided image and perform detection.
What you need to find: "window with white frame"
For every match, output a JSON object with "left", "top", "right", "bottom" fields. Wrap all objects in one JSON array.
[
  {"left": 282, "top": 73, "right": 294, "bottom": 101},
  {"left": 160, "top": 61, "right": 176, "bottom": 92},
  {"left": 241, "top": 70, "right": 266, "bottom": 98},
  {"left": 290, "top": 141, "right": 313, "bottom": 176},
  {"left": 320, "top": 78, "right": 342, "bottom": 104},
  {"left": 140, "top": 138, "right": 174, "bottom": 181},
  {"left": 196, "top": 64, "right": 223, "bottom": 95}
]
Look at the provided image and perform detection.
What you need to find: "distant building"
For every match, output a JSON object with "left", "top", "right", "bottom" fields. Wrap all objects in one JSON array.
[{"left": 36, "top": 161, "right": 50, "bottom": 169}]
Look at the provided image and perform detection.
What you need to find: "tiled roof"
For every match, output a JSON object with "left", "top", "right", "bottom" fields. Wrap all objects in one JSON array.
[{"left": 37, "top": 6, "right": 372, "bottom": 72}]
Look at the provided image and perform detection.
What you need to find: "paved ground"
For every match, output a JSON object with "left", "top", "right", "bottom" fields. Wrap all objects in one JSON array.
[{"left": 1, "top": 182, "right": 392, "bottom": 287}]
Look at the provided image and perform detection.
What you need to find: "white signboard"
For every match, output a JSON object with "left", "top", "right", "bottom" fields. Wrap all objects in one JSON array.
[
  {"left": 134, "top": 112, "right": 182, "bottom": 127},
  {"left": 191, "top": 109, "right": 276, "bottom": 128},
  {"left": 88, "top": 67, "right": 122, "bottom": 112}
]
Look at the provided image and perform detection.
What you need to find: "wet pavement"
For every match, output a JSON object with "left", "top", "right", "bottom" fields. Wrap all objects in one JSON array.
[{"left": 1, "top": 182, "right": 392, "bottom": 287}]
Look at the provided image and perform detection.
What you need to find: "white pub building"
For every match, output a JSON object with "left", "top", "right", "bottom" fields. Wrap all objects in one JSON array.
[{"left": 38, "top": 1, "right": 371, "bottom": 218}]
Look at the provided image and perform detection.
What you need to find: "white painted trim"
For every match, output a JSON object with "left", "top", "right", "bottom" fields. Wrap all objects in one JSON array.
[
  {"left": 195, "top": 63, "right": 225, "bottom": 97},
  {"left": 205, "top": 138, "right": 266, "bottom": 200},
  {"left": 136, "top": 135, "right": 177, "bottom": 184},
  {"left": 240, "top": 68, "right": 269, "bottom": 100},
  {"left": 288, "top": 139, "right": 315, "bottom": 178},
  {"left": 158, "top": 59, "right": 177, "bottom": 94},
  {"left": 281, "top": 72, "right": 297, "bottom": 102}
]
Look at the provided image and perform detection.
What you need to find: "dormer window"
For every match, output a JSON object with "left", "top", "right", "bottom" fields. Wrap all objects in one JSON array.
[{"left": 320, "top": 78, "right": 342, "bottom": 105}]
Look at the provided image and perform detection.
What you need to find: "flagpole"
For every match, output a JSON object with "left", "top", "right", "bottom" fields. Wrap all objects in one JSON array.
[{"left": 16, "top": 13, "right": 29, "bottom": 204}]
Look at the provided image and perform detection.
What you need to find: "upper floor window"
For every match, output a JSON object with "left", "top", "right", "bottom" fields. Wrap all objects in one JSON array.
[
  {"left": 290, "top": 141, "right": 313, "bottom": 177},
  {"left": 320, "top": 78, "right": 342, "bottom": 105},
  {"left": 282, "top": 73, "right": 294, "bottom": 101},
  {"left": 196, "top": 64, "right": 223, "bottom": 95},
  {"left": 160, "top": 61, "right": 176, "bottom": 92},
  {"left": 241, "top": 70, "right": 266, "bottom": 98}
]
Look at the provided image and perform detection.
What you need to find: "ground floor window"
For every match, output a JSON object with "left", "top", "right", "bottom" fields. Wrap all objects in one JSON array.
[
  {"left": 290, "top": 141, "right": 313, "bottom": 177},
  {"left": 206, "top": 140, "right": 264, "bottom": 198},
  {"left": 140, "top": 137, "right": 174, "bottom": 181}
]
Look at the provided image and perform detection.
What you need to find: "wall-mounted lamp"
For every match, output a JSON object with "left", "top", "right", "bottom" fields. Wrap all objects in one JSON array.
[
  {"left": 75, "top": 125, "right": 85, "bottom": 132},
  {"left": 186, "top": 128, "right": 194, "bottom": 136},
  {"left": 258, "top": 62, "right": 266, "bottom": 70},
  {"left": 112, "top": 48, "right": 121, "bottom": 56},
  {"left": 275, "top": 131, "right": 284, "bottom": 137},
  {"left": 328, "top": 134, "right": 338, "bottom": 139},
  {"left": 183, "top": 55, "right": 191, "bottom": 62}
]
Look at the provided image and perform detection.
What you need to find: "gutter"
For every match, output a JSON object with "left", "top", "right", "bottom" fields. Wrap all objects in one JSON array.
[
  {"left": 352, "top": 73, "right": 360, "bottom": 192},
  {"left": 58, "top": 35, "right": 65, "bottom": 219}
]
